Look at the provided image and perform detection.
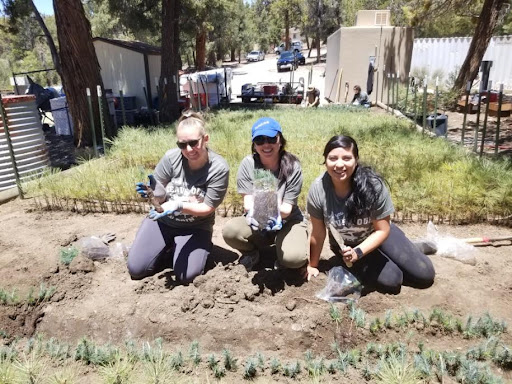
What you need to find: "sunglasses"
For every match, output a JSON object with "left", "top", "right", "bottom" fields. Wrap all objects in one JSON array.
[
  {"left": 176, "top": 137, "right": 202, "bottom": 149},
  {"left": 253, "top": 135, "right": 278, "bottom": 146}
]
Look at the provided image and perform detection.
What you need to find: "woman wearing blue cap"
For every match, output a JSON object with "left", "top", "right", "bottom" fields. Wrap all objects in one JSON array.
[{"left": 222, "top": 117, "right": 308, "bottom": 271}]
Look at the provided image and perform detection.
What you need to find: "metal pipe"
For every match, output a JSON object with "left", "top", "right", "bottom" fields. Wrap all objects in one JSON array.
[
  {"left": 0, "top": 94, "right": 24, "bottom": 198},
  {"left": 386, "top": 73, "right": 390, "bottom": 113},
  {"left": 422, "top": 77, "right": 428, "bottom": 134},
  {"left": 480, "top": 81, "right": 492, "bottom": 157},
  {"left": 473, "top": 82, "right": 483, "bottom": 152},
  {"left": 461, "top": 81, "right": 471, "bottom": 146},
  {"left": 433, "top": 77, "right": 439, "bottom": 135},
  {"left": 413, "top": 79, "right": 418, "bottom": 124},
  {"left": 404, "top": 72, "right": 410, "bottom": 115},
  {"left": 97, "top": 85, "right": 106, "bottom": 149},
  {"left": 495, "top": 83, "right": 504, "bottom": 156},
  {"left": 396, "top": 71, "right": 399, "bottom": 110},
  {"left": 391, "top": 73, "right": 395, "bottom": 114},
  {"left": 119, "top": 89, "right": 126, "bottom": 126},
  {"left": 86, "top": 88, "right": 98, "bottom": 157}
]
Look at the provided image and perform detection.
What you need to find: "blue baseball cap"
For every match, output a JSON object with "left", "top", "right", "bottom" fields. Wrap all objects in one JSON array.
[{"left": 251, "top": 117, "right": 282, "bottom": 140}]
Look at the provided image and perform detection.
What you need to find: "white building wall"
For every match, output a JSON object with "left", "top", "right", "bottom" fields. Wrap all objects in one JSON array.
[
  {"left": 411, "top": 35, "right": 512, "bottom": 90},
  {"left": 94, "top": 40, "right": 147, "bottom": 108}
]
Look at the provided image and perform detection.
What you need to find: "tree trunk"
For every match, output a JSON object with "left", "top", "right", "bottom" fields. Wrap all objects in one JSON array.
[
  {"left": 316, "top": 36, "right": 321, "bottom": 64},
  {"left": 54, "top": 0, "right": 108, "bottom": 147},
  {"left": 284, "top": 11, "right": 290, "bottom": 50},
  {"left": 160, "top": 0, "right": 181, "bottom": 123},
  {"left": 230, "top": 48, "right": 236, "bottom": 62},
  {"left": 196, "top": 27, "right": 207, "bottom": 71},
  {"left": 28, "top": 0, "right": 62, "bottom": 77},
  {"left": 453, "top": 0, "right": 507, "bottom": 93}
]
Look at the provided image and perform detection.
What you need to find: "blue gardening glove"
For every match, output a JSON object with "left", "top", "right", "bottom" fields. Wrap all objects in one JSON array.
[
  {"left": 136, "top": 175, "right": 166, "bottom": 199},
  {"left": 244, "top": 208, "right": 260, "bottom": 231},
  {"left": 148, "top": 200, "right": 183, "bottom": 221},
  {"left": 265, "top": 215, "right": 283, "bottom": 232}
]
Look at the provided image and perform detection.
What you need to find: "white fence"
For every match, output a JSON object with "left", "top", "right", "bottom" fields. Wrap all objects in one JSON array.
[{"left": 411, "top": 35, "right": 512, "bottom": 90}]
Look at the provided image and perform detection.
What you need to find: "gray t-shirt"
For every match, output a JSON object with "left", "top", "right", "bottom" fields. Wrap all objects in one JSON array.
[
  {"left": 154, "top": 148, "right": 229, "bottom": 232},
  {"left": 237, "top": 155, "right": 304, "bottom": 222},
  {"left": 307, "top": 172, "right": 394, "bottom": 249}
]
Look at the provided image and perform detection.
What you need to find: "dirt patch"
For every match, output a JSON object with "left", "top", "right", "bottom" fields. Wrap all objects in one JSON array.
[{"left": 1, "top": 197, "right": 512, "bottom": 380}]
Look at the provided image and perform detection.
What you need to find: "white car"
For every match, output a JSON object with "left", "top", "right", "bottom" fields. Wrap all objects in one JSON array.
[
  {"left": 246, "top": 51, "right": 265, "bottom": 62},
  {"left": 275, "top": 41, "right": 302, "bottom": 54}
]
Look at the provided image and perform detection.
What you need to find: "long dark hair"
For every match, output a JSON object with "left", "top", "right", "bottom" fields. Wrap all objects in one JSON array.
[
  {"left": 252, "top": 133, "right": 299, "bottom": 182},
  {"left": 323, "top": 135, "right": 384, "bottom": 222}
]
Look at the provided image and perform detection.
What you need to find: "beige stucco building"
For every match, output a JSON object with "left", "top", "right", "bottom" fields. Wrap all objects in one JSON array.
[{"left": 325, "top": 10, "right": 414, "bottom": 104}]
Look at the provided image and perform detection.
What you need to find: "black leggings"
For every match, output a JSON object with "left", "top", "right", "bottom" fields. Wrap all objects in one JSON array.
[{"left": 341, "top": 223, "right": 435, "bottom": 294}]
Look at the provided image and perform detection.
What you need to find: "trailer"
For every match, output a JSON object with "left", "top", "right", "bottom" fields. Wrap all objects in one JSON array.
[{"left": 238, "top": 81, "right": 304, "bottom": 104}]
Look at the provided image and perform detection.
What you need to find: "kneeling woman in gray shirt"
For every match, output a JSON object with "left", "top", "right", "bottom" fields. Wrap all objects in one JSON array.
[
  {"left": 222, "top": 117, "right": 308, "bottom": 271},
  {"left": 128, "top": 112, "right": 229, "bottom": 284},
  {"left": 306, "top": 135, "right": 435, "bottom": 294}
]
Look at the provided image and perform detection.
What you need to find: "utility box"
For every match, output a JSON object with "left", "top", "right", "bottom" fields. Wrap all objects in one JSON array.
[{"left": 427, "top": 114, "right": 448, "bottom": 137}]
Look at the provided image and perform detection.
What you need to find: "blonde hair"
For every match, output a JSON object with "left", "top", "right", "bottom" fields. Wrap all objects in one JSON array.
[{"left": 177, "top": 110, "right": 206, "bottom": 136}]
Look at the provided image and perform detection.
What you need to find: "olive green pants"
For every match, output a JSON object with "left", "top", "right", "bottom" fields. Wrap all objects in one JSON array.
[{"left": 222, "top": 216, "right": 308, "bottom": 269}]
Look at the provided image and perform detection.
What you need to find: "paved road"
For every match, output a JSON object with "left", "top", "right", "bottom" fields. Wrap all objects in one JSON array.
[{"left": 229, "top": 48, "right": 328, "bottom": 106}]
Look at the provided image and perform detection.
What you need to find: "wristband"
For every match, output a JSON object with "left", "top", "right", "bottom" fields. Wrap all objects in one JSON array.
[{"left": 354, "top": 247, "right": 364, "bottom": 260}]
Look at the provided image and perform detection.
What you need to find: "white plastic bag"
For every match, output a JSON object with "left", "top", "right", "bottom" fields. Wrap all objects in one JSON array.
[
  {"left": 316, "top": 266, "right": 362, "bottom": 303},
  {"left": 425, "top": 221, "right": 477, "bottom": 265}
]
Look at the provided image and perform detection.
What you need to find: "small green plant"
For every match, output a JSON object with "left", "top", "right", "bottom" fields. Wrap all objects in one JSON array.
[
  {"left": 169, "top": 351, "right": 183, "bottom": 371},
  {"left": 243, "top": 358, "right": 257, "bottom": 379},
  {"left": 255, "top": 352, "right": 265, "bottom": 371},
  {"left": 384, "top": 310, "right": 393, "bottom": 329},
  {"left": 98, "top": 355, "right": 135, "bottom": 384},
  {"left": 207, "top": 353, "right": 218, "bottom": 370},
  {"left": 222, "top": 348, "right": 237, "bottom": 371},
  {"left": 213, "top": 365, "right": 226, "bottom": 378},
  {"left": 0, "top": 288, "right": 18, "bottom": 306},
  {"left": 370, "top": 317, "right": 383, "bottom": 334},
  {"left": 376, "top": 353, "right": 421, "bottom": 384},
  {"left": 74, "top": 338, "right": 118, "bottom": 366},
  {"left": 188, "top": 340, "right": 201, "bottom": 366},
  {"left": 13, "top": 352, "right": 47, "bottom": 384},
  {"left": 269, "top": 357, "right": 281, "bottom": 374},
  {"left": 282, "top": 361, "right": 300, "bottom": 378},
  {"left": 348, "top": 302, "right": 366, "bottom": 328},
  {"left": 0, "top": 358, "right": 16, "bottom": 384},
  {"left": 329, "top": 304, "right": 343, "bottom": 331},
  {"left": 59, "top": 246, "right": 79, "bottom": 265},
  {"left": 26, "top": 284, "right": 56, "bottom": 306}
]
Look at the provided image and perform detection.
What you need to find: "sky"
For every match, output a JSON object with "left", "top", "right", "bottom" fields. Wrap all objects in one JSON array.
[{"left": 33, "top": 0, "right": 54, "bottom": 15}]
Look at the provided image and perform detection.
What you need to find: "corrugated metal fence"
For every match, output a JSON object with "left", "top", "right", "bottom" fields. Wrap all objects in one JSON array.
[
  {"left": 411, "top": 35, "right": 512, "bottom": 89},
  {"left": 0, "top": 95, "right": 49, "bottom": 192}
]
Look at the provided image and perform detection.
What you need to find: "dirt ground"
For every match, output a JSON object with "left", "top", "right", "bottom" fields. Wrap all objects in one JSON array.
[{"left": 1, "top": 196, "right": 512, "bottom": 380}]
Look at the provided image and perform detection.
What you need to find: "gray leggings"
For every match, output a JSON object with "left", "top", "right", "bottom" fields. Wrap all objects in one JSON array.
[
  {"left": 127, "top": 218, "right": 212, "bottom": 283},
  {"left": 341, "top": 223, "right": 435, "bottom": 294}
]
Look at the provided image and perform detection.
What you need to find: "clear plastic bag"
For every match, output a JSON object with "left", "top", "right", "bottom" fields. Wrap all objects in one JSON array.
[
  {"left": 316, "top": 266, "right": 362, "bottom": 303},
  {"left": 77, "top": 236, "right": 110, "bottom": 260},
  {"left": 110, "top": 242, "right": 129, "bottom": 260},
  {"left": 252, "top": 169, "right": 279, "bottom": 228},
  {"left": 424, "top": 221, "right": 477, "bottom": 265}
]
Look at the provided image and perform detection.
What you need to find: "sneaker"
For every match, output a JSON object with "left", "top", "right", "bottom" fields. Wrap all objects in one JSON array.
[
  {"left": 412, "top": 240, "right": 437, "bottom": 255},
  {"left": 239, "top": 250, "right": 260, "bottom": 271}
]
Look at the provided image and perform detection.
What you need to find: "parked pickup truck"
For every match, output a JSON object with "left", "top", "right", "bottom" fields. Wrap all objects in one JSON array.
[
  {"left": 239, "top": 81, "right": 304, "bottom": 104},
  {"left": 274, "top": 40, "right": 303, "bottom": 54}
]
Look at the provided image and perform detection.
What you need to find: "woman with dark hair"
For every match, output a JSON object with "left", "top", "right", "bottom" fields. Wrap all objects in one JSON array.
[
  {"left": 222, "top": 117, "right": 308, "bottom": 271},
  {"left": 128, "top": 111, "right": 229, "bottom": 284},
  {"left": 306, "top": 135, "right": 435, "bottom": 294}
]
